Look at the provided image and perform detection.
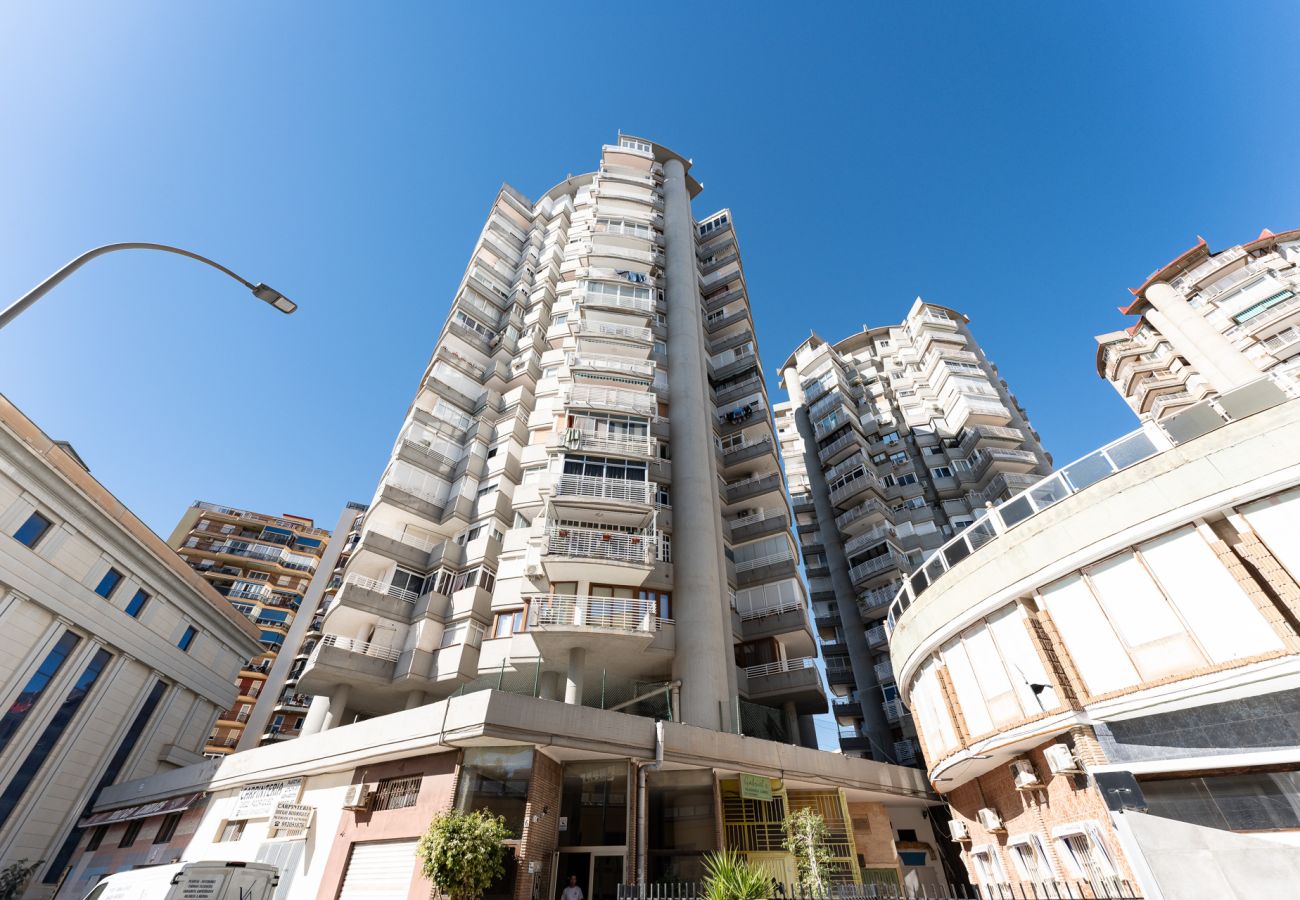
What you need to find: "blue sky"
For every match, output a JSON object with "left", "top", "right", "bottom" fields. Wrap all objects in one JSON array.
[{"left": 2, "top": 0, "right": 1298, "bottom": 543}]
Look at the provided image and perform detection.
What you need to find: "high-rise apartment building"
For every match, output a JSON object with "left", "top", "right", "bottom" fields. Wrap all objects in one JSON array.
[
  {"left": 776, "top": 300, "right": 1051, "bottom": 764},
  {"left": 297, "top": 133, "right": 822, "bottom": 742},
  {"left": 0, "top": 396, "right": 262, "bottom": 895},
  {"left": 1096, "top": 228, "right": 1300, "bottom": 421},
  {"left": 58, "top": 138, "right": 951, "bottom": 900},
  {"left": 168, "top": 502, "right": 331, "bottom": 753}
]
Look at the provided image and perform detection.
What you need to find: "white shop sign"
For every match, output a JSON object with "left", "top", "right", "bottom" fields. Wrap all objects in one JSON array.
[{"left": 231, "top": 778, "right": 303, "bottom": 818}]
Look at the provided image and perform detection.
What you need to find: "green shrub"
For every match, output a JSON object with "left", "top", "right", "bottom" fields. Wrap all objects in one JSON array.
[
  {"left": 417, "top": 809, "right": 513, "bottom": 900},
  {"left": 701, "top": 849, "right": 771, "bottom": 900}
]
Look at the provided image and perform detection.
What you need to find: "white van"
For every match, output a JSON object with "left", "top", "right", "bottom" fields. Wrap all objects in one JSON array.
[{"left": 83, "top": 860, "right": 279, "bottom": 900}]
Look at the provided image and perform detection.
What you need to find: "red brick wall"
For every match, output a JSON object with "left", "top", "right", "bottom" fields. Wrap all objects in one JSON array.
[
  {"left": 945, "top": 732, "right": 1134, "bottom": 888},
  {"left": 513, "top": 750, "right": 562, "bottom": 900}
]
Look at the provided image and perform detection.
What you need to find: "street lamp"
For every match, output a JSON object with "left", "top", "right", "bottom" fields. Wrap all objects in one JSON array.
[{"left": 0, "top": 242, "right": 297, "bottom": 331}]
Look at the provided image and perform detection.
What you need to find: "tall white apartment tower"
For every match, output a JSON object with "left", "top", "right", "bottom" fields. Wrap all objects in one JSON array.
[
  {"left": 776, "top": 301, "right": 1052, "bottom": 763},
  {"left": 298, "top": 135, "right": 822, "bottom": 744}
]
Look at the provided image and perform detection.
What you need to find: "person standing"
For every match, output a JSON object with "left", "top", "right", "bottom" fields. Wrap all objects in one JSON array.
[{"left": 561, "top": 874, "right": 584, "bottom": 900}]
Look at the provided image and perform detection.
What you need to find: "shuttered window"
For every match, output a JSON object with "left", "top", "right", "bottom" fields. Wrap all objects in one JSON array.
[{"left": 337, "top": 840, "right": 419, "bottom": 900}]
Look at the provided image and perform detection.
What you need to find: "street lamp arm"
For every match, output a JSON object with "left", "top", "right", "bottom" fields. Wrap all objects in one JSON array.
[{"left": 0, "top": 242, "right": 295, "bottom": 331}]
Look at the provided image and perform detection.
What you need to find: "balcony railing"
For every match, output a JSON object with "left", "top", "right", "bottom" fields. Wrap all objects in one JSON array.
[
  {"left": 745, "top": 657, "right": 817, "bottom": 679},
  {"left": 580, "top": 290, "right": 655, "bottom": 314},
  {"left": 883, "top": 697, "right": 904, "bottom": 721},
  {"left": 571, "top": 320, "right": 653, "bottom": 343},
  {"left": 887, "top": 426, "right": 1165, "bottom": 632},
  {"left": 344, "top": 573, "right": 419, "bottom": 603},
  {"left": 735, "top": 594, "right": 803, "bottom": 622},
  {"left": 866, "top": 624, "right": 888, "bottom": 647},
  {"left": 567, "top": 384, "right": 658, "bottom": 417},
  {"left": 734, "top": 547, "right": 795, "bottom": 574},
  {"left": 817, "top": 431, "right": 859, "bottom": 464},
  {"left": 528, "top": 594, "right": 665, "bottom": 633},
  {"left": 545, "top": 526, "right": 655, "bottom": 565},
  {"left": 555, "top": 428, "right": 656, "bottom": 457},
  {"left": 874, "top": 660, "right": 894, "bottom": 683},
  {"left": 842, "top": 523, "right": 896, "bottom": 558},
  {"left": 727, "top": 507, "right": 784, "bottom": 534},
  {"left": 319, "top": 633, "right": 401, "bottom": 662},
  {"left": 893, "top": 739, "right": 919, "bottom": 765},
  {"left": 848, "top": 552, "right": 905, "bottom": 584},
  {"left": 553, "top": 473, "right": 655, "bottom": 505}
]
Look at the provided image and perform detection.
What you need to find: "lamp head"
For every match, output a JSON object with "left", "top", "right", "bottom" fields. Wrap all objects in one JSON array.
[{"left": 251, "top": 283, "right": 297, "bottom": 314}]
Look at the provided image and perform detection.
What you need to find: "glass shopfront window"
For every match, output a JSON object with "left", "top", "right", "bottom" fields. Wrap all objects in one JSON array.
[
  {"left": 455, "top": 747, "right": 534, "bottom": 834},
  {"left": 647, "top": 770, "right": 717, "bottom": 882},
  {"left": 559, "top": 761, "right": 627, "bottom": 847}
]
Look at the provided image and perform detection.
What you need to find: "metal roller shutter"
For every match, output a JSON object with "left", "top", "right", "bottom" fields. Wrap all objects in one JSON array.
[{"left": 337, "top": 839, "right": 420, "bottom": 900}]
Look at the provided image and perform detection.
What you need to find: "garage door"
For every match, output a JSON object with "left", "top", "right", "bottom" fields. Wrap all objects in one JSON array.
[{"left": 338, "top": 839, "right": 420, "bottom": 900}]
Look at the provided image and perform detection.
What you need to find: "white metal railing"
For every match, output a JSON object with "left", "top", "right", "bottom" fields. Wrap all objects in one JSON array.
[
  {"left": 835, "top": 499, "right": 889, "bottom": 531},
  {"left": 571, "top": 320, "right": 653, "bottom": 343},
  {"left": 193, "top": 502, "right": 332, "bottom": 537},
  {"left": 746, "top": 657, "right": 817, "bottom": 679},
  {"left": 527, "top": 594, "right": 663, "bottom": 633},
  {"left": 734, "top": 548, "right": 795, "bottom": 574},
  {"left": 345, "top": 573, "right": 419, "bottom": 603},
  {"left": 556, "top": 428, "right": 656, "bottom": 457},
  {"left": 860, "top": 582, "right": 904, "bottom": 611},
  {"left": 227, "top": 586, "right": 271, "bottom": 601},
  {"left": 715, "top": 375, "right": 762, "bottom": 401},
  {"left": 829, "top": 473, "right": 881, "bottom": 506},
  {"left": 883, "top": 697, "right": 904, "bottom": 721},
  {"left": 569, "top": 354, "right": 655, "bottom": 377},
  {"left": 886, "top": 426, "right": 1164, "bottom": 631},
  {"left": 566, "top": 385, "right": 658, "bottom": 417},
  {"left": 384, "top": 479, "right": 449, "bottom": 509},
  {"left": 866, "top": 624, "right": 888, "bottom": 646},
  {"left": 721, "top": 436, "right": 773, "bottom": 459},
  {"left": 553, "top": 473, "right": 655, "bottom": 505},
  {"left": 735, "top": 594, "right": 803, "bottom": 621},
  {"left": 724, "top": 472, "right": 782, "bottom": 498},
  {"left": 957, "top": 424, "right": 1025, "bottom": 456},
  {"left": 875, "top": 660, "right": 894, "bottom": 682},
  {"left": 319, "top": 633, "right": 401, "bottom": 662},
  {"left": 843, "top": 523, "right": 896, "bottom": 557},
  {"left": 727, "top": 508, "right": 784, "bottom": 533},
  {"left": 825, "top": 451, "right": 867, "bottom": 484},
  {"left": 849, "top": 553, "right": 905, "bottom": 583},
  {"left": 818, "top": 431, "right": 859, "bottom": 462},
  {"left": 581, "top": 290, "right": 655, "bottom": 314},
  {"left": 545, "top": 526, "right": 655, "bottom": 565},
  {"left": 366, "top": 527, "right": 439, "bottom": 555}
]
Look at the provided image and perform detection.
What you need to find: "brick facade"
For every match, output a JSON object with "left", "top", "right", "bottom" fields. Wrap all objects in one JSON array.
[{"left": 513, "top": 750, "right": 562, "bottom": 900}]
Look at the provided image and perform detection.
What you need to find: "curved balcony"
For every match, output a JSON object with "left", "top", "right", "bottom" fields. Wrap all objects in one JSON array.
[
  {"left": 524, "top": 594, "right": 673, "bottom": 669},
  {"left": 298, "top": 633, "right": 399, "bottom": 693},
  {"left": 337, "top": 573, "right": 419, "bottom": 620},
  {"left": 552, "top": 473, "right": 656, "bottom": 508},
  {"left": 378, "top": 480, "right": 448, "bottom": 521},
  {"left": 835, "top": 498, "right": 891, "bottom": 536},
  {"left": 542, "top": 525, "right": 657, "bottom": 584},
  {"left": 550, "top": 428, "right": 657, "bottom": 459},
  {"left": 564, "top": 384, "right": 658, "bottom": 418},
  {"left": 848, "top": 551, "right": 906, "bottom": 586},
  {"left": 723, "top": 471, "right": 783, "bottom": 506},
  {"left": 739, "top": 656, "right": 827, "bottom": 714}
]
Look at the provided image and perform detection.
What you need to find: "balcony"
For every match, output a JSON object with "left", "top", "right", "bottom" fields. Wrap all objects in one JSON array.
[
  {"left": 949, "top": 395, "right": 1012, "bottom": 428},
  {"left": 551, "top": 429, "right": 656, "bottom": 458},
  {"left": 893, "top": 739, "right": 920, "bottom": 765},
  {"left": 355, "top": 527, "right": 438, "bottom": 572},
  {"left": 396, "top": 438, "right": 461, "bottom": 479},
  {"left": 818, "top": 431, "right": 861, "bottom": 466},
  {"left": 542, "top": 525, "right": 656, "bottom": 583},
  {"left": 734, "top": 546, "right": 797, "bottom": 587},
  {"left": 829, "top": 472, "right": 883, "bottom": 509},
  {"left": 831, "top": 696, "right": 862, "bottom": 719},
  {"left": 874, "top": 659, "right": 894, "bottom": 683},
  {"left": 835, "top": 498, "right": 891, "bottom": 535},
  {"left": 552, "top": 473, "right": 656, "bottom": 507},
  {"left": 338, "top": 573, "right": 419, "bottom": 620},
  {"left": 838, "top": 732, "right": 874, "bottom": 754},
  {"left": 848, "top": 552, "right": 906, "bottom": 586},
  {"left": 580, "top": 289, "right": 655, "bottom": 315},
  {"left": 727, "top": 508, "right": 789, "bottom": 543},
  {"left": 723, "top": 472, "right": 783, "bottom": 505},
  {"left": 956, "top": 424, "right": 1024, "bottom": 457},
  {"left": 842, "top": 523, "right": 897, "bottom": 558},
  {"left": 714, "top": 375, "right": 763, "bottom": 408},
  {"left": 719, "top": 436, "right": 774, "bottom": 468},
  {"left": 860, "top": 581, "right": 903, "bottom": 615},
  {"left": 741, "top": 657, "right": 827, "bottom": 714},
  {"left": 565, "top": 384, "right": 658, "bottom": 418},
  {"left": 276, "top": 692, "right": 312, "bottom": 711},
  {"left": 866, "top": 624, "right": 888, "bottom": 648},
  {"left": 569, "top": 353, "right": 655, "bottom": 380},
  {"left": 825, "top": 662, "right": 855, "bottom": 685},
  {"left": 710, "top": 353, "right": 759, "bottom": 383},
  {"left": 378, "top": 480, "right": 448, "bottom": 521},
  {"left": 298, "top": 633, "right": 400, "bottom": 692},
  {"left": 882, "top": 696, "right": 904, "bottom": 722},
  {"left": 970, "top": 447, "right": 1041, "bottom": 482}
]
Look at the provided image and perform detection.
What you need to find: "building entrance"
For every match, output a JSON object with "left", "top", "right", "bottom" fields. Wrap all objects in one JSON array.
[{"left": 553, "top": 850, "right": 625, "bottom": 900}]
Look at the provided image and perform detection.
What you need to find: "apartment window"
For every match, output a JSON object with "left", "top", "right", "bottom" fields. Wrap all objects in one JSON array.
[
  {"left": 0, "top": 631, "right": 81, "bottom": 756},
  {"left": 656, "top": 486, "right": 671, "bottom": 508},
  {"left": 923, "top": 446, "right": 944, "bottom": 456},
  {"left": 970, "top": 848, "right": 1005, "bottom": 885},
  {"left": 1056, "top": 827, "right": 1115, "bottom": 883},
  {"left": 619, "top": 137, "right": 652, "bottom": 153},
  {"left": 494, "top": 610, "right": 525, "bottom": 638},
  {"left": 154, "top": 812, "right": 182, "bottom": 844},
  {"left": 0, "top": 648, "right": 113, "bottom": 830},
  {"left": 951, "top": 458, "right": 971, "bottom": 472},
  {"left": 372, "top": 775, "right": 422, "bottom": 811},
  {"left": 896, "top": 473, "right": 918, "bottom": 486},
  {"left": 930, "top": 467, "right": 953, "bottom": 479},
  {"left": 217, "top": 820, "right": 246, "bottom": 842},
  {"left": 543, "top": 366, "right": 559, "bottom": 378},
  {"left": 881, "top": 431, "right": 900, "bottom": 445},
  {"left": 640, "top": 589, "right": 671, "bottom": 619},
  {"left": 870, "top": 452, "right": 887, "bottom": 464},
  {"left": 14, "top": 511, "right": 53, "bottom": 548},
  {"left": 1233, "top": 288, "right": 1295, "bottom": 324},
  {"left": 1008, "top": 835, "right": 1051, "bottom": 882},
  {"left": 177, "top": 626, "right": 198, "bottom": 652},
  {"left": 85, "top": 826, "right": 107, "bottom": 852},
  {"left": 476, "top": 482, "right": 498, "bottom": 499},
  {"left": 390, "top": 568, "right": 426, "bottom": 596},
  {"left": 889, "top": 451, "right": 908, "bottom": 465},
  {"left": 95, "top": 567, "right": 125, "bottom": 599},
  {"left": 119, "top": 820, "right": 143, "bottom": 848}
]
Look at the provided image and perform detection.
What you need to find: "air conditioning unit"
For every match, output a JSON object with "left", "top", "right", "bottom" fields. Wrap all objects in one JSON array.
[
  {"left": 977, "top": 808, "right": 1004, "bottom": 833},
  {"left": 948, "top": 819, "right": 970, "bottom": 842},
  {"left": 1044, "top": 743, "right": 1084, "bottom": 775},
  {"left": 342, "top": 783, "right": 371, "bottom": 810},
  {"left": 1011, "top": 758, "right": 1043, "bottom": 791}
]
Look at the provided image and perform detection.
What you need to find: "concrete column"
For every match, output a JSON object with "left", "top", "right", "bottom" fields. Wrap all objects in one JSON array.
[
  {"left": 782, "top": 701, "right": 801, "bottom": 746},
  {"left": 404, "top": 690, "right": 427, "bottom": 710},
  {"left": 321, "top": 683, "right": 351, "bottom": 731},
  {"left": 1144, "top": 283, "right": 1260, "bottom": 393},
  {"left": 299, "top": 696, "right": 329, "bottom": 735},
  {"left": 786, "top": 366, "right": 894, "bottom": 760},
  {"left": 663, "top": 156, "right": 734, "bottom": 732},
  {"left": 565, "top": 647, "right": 586, "bottom": 705},
  {"left": 539, "top": 671, "right": 562, "bottom": 701}
]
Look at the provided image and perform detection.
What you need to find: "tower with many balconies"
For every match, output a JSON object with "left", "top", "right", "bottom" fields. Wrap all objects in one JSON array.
[
  {"left": 1095, "top": 228, "right": 1300, "bottom": 423},
  {"left": 167, "top": 502, "right": 332, "bottom": 753},
  {"left": 776, "top": 300, "right": 1052, "bottom": 763},
  {"left": 296, "top": 135, "right": 823, "bottom": 744}
]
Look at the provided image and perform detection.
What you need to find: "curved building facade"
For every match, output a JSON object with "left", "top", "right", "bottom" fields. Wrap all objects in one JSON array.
[{"left": 888, "top": 392, "right": 1300, "bottom": 894}]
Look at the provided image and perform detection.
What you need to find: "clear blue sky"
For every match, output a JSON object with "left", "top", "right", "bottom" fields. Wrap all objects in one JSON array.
[{"left": 3, "top": 0, "right": 1298, "bottom": 541}]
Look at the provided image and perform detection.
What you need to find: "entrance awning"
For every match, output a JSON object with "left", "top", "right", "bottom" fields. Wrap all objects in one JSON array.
[{"left": 79, "top": 792, "right": 202, "bottom": 827}]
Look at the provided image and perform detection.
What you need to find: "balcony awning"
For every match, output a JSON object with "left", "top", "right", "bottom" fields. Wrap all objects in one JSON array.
[{"left": 79, "top": 792, "right": 202, "bottom": 827}]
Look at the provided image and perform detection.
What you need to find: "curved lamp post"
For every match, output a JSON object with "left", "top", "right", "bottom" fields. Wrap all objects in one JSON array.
[{"left": 0, "top": 242, "right": 296, "bottom": 331}]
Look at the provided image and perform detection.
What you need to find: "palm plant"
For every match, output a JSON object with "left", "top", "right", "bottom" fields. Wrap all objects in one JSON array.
[{"left": 701, "top": 849, "right": 771, "bottom": 900}]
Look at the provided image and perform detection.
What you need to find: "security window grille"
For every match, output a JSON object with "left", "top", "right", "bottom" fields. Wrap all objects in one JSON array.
[{"left": 371, "top": 775, "right": 422, "bottom": 811}]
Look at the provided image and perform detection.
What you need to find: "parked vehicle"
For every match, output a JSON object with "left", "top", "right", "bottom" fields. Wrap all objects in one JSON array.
[{"left": 83, "top": 861, "right": 279, "bottom": 900}]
